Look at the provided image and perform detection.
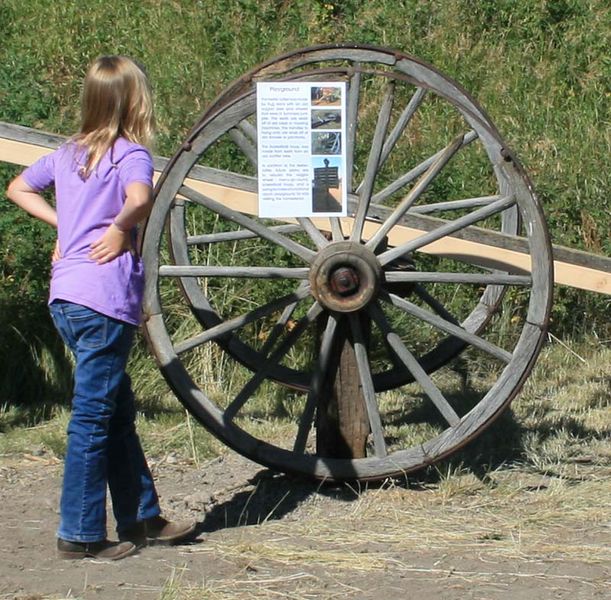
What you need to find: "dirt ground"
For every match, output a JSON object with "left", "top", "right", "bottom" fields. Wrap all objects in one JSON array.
[{"left": 1, "top": 450, "right": 609, "bottom": 600}]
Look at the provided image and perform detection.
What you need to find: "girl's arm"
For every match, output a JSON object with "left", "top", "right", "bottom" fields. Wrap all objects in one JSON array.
[
  {"left": 89, "top": 181, "right": 153, "bottom": 264},
  {"left": 6, "top": 175, "right": 58, "bottom": 228}
]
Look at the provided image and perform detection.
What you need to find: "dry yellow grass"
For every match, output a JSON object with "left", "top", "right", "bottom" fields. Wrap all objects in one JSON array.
[{"left": 154, "top": 339, "right": 609, "bottom": 599}]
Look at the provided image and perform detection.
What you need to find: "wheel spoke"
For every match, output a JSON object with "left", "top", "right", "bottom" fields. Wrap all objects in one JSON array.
[
  {"left": 372, "top": 130, "right": 478, "bottom": 205},
  {"left": 384, "top": 271, "right": 532, "bottom": 286},
  {"left": 378, "top": 87, "right": 427, "bottom": 168},
  {"left": 229, "top": 127, "right": 257, "bottom": 167},
  {"left": 378, "top": 194, "right": 516, "bottom": 266},
  {"left": 238, "top": 118, "right": 257, "bottom": 143},
  {"left": 346, "top": 67, "right": 361, "bottom": 193},
  {"left": 187, "top": 224, "right": 302, "bottom": 245},
  {"left": 409, "top": 195, "right": 502, "bottom": 214},
  {"left": 412, "top": 284, "right": 462, "bottom": 325},
  {"left": 350, "top": 81, "right": 395, "bottom": 242},
  {"left": 382, "top": 291, "right": 512, "bottom": 363},
  {"left": 366, "top": 133, "right": 466, "bottom": 252},
  {"left": 174, "top": 285, "right": 311, "bottom": 355},
  {"left": 297, "top": 217, "right": 329, "bottom": 250},
  {"left": 179, "top": 184, "right": 316, "bottom": 263},
  {"left": 368, "top": 303, "right": 460, "bottom": 427},
  {"left": 330, "top": 217, "right": 345, "bottom": 242},
  {"left": 348, "top": 314, "right": 387, "bottom": 457},
  {"left": 224, "top": 302, "right": 323, "bottom": 421},
  {"left": 259, "top": 281, "right": 310, "bottom": 356},
  {"left": 293, "top": 313, "right": 339, "bottom": 454},
  {"left": 159, "top": 265, "right": 309, "bottom": 279}
]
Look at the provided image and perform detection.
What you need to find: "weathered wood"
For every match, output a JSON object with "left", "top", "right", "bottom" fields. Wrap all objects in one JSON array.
[
  {"left": 316, "top": 316, "right": 371, "bottom": 460},
  {"left": 378, "top": 87, "right": 427, "bottom": 168},
  {"left": 330, "top": 216, "right": 345, "bottom": 242},
  {"left": 178, "top": 184, "right": 316, "bottom": 263},
  {"left": 297, "top": 217, "right": 329, "bottom": 250},
  {"left": 254, "top": 46, "right": 397, "bottom": 81},
  {"left": 345, "top": 68, "right": 361, "bottom": 193},
  {"left": 237, "top": 119, "right": 258, "bottom": 144},
  {"left": 1, "top": 121, "right": 607, "bottom": 294},
  {"left": 223, "top": 302, "right": 323, "bottom": 421},
  {"left": 187, "top": 223, "right": 301, "bottom": 245},
  {"left": 349, "top": 314, "right": 386, "bottom": 457},
  {"left": 372, "top": 130, "right": 478, "bottom": 205},
  {"left": 258, "top": 282, "right": 310, "bottom": 358},
  {"left": 350, "top": 80, "right": 395, "bottom": 242},
  {"left": 413, "top": 284, "right": 462, "bottom": 325},
  {"left": 409, "top": 195, "right": 502, "bottom": 214},
  {"left": 158, "top": 265, "right": 309, "bottom": 279},
  {"left": 174, "top": 286, "right": 311, "bottom": 355},
  {"left": 384, "top": 272, "right": 532, "bottom": 286},
  {"left": 366, "top": 133, "right": 466, "bottom": 251},
  {"left": 368, "top": 303, "right": 460, "bottom": 427},
  {"left": 228, "top": 127, "right": 258, "bottom": 166},
  {"left": 134, "top": 44, "right": 556, "bottom": 481},
  {"left": 378, "top": 194, "right": 516, "bottom": 266},
  {"left": 383, "top": 291, "right": 513, "bottom": 363},
  {"left": 294, "top": 313, "right": 339, "bottom": 454}
]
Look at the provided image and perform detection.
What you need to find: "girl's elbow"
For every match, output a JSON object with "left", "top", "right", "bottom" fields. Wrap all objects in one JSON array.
[
  {"left": 6, "top": 178, "right": 18, "bottom": 201},
  {"left": 126, "top": 183, "right": 153, "bottom": 212},
  {"left": 6, "top": 175, "right": 30, "bottom": 202},
  {"left": 133, "top": 195, "right": 153, "bottom": 214}
]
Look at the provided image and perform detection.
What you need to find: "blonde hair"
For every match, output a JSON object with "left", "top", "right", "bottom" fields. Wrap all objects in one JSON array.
[{"left": 74, "top": 55, "right": 155, "bottom": 176}]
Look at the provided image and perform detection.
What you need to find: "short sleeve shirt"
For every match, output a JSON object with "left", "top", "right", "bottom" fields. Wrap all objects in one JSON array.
[{"left": 22, "top": 138, "right": 153, "bottom": 325}]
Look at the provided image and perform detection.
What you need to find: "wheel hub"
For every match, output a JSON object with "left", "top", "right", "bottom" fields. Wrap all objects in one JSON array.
[{"left": 309, "top": 241, "right": 382, "bottom": 313}]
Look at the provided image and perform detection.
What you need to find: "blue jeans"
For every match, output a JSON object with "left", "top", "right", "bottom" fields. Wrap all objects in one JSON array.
[{"left": 49, "top": 301, "right": 160, "bottom": 542}]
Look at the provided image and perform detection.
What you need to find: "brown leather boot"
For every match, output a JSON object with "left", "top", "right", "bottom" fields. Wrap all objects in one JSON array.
[
  {"left": 120, "top": 515, "right": 197, "bottom": 546},
  {"left": 57, "top": 538, "right": 137, "bottom": 560}
]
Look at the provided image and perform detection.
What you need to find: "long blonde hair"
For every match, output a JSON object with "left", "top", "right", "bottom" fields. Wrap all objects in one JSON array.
[{"left": 74, "top": 55, "right": 155, "bottom": 177}]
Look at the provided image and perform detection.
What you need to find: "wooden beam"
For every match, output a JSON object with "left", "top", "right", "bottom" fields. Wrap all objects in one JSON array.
[{"left": 0, "top": 121, "right": 608, "bottom": 295}]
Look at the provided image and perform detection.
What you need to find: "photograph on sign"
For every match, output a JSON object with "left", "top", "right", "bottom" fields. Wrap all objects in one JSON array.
[
  {"left": 312, "top": 156, "right": 343, "bottom": 213},
  {"left": 311, "top": 85, "right": 342, "bottom": 106},
  {"left": 257, "top": 81, "right": 347, "bottom": 218},
  {"left": 311, "top": 108, "right": 341, "bottom": 130}
]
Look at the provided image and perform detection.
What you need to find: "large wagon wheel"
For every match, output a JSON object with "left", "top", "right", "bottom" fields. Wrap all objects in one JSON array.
[{"left": 141, "top": 45, "right": 552, "bottom": 481}]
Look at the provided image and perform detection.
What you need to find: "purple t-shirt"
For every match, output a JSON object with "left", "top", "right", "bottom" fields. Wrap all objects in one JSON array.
[{"left": 22, "top": 138, "right": 153, "bottom": 325}]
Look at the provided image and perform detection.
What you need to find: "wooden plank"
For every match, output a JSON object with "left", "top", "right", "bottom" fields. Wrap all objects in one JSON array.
[
  {"left": 315, "top": 315, "right": 371, "bottom": 460},
  {"left": 1, "top": 122, "right": 608, "bottom": 295}
]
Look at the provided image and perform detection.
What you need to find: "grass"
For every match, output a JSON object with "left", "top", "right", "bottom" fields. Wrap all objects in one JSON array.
[
  {"left": 0, "top": 337, "right": 608, "bottom": 599},
  {"left": 2, "top": 336, "right": 607, "bottom": 471},
  {"left": 157, "top": 463, "right": 609, "bottom": 598},
  {"left": 156, "top": 339, "right": 608, "bottom": 598}
]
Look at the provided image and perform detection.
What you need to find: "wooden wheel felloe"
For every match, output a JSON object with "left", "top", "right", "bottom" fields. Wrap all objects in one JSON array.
[{"left": 141, "top": 44, "right": 553, "bottom": 481}]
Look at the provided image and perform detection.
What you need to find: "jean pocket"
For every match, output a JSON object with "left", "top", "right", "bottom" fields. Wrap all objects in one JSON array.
[{"left": 64, "top": 306, "right": 109, "bottom": 350}]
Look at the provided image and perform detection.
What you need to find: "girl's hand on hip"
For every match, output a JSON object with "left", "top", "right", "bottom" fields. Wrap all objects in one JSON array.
[
  {"left": 89, "top": 223, "right": 131, "bottom": 264},
  {"left": 52, "top": 240, "right": 62, "bottom": 262}
]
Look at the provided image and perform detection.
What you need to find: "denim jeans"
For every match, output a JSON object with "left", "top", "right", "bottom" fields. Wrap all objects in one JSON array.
[{"left": 49, "top": 301, "right": 160, "bottom": 542}]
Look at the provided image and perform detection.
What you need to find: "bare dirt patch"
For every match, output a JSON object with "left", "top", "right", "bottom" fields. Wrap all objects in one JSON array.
[{"left": 1, "top": 449, "right": 609, "bottom": 599}]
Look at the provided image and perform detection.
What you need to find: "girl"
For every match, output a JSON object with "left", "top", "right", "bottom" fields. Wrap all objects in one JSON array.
[{"left": 7, "top": 56, "right": 195, "bottom": 560}]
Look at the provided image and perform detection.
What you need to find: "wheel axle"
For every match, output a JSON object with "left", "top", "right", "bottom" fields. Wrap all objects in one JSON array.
[
  {"left": 309, "top": 241, "right": 382, "bottom": 313},
  {"left": 329, "top": 266, "right": 360, "bottom": 296}
]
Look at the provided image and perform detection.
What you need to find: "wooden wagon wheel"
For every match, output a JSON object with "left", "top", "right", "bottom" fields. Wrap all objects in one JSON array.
[
  {"left": 141, "top": 44, "right": 553, "bottom": 480},
  {"left": 164, "top": 47, "right": 522, "bottom": 391}
]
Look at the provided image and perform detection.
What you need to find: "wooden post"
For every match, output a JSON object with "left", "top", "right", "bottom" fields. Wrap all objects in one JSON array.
[{"left": 316, "top": 316, "right": 370, "bottom": 459}]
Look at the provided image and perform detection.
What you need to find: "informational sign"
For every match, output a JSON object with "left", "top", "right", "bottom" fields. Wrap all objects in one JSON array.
[{"left": 256, "top": 81, "right": 347, "bottom": 218}]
